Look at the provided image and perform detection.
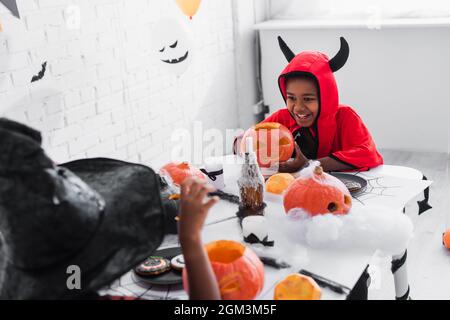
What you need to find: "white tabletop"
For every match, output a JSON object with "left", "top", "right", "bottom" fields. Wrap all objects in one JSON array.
[{"left": 100, "top": 155, "right": 432, "bottom": 300}]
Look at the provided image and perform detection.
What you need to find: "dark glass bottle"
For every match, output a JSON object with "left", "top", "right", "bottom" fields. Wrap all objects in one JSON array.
[{"left": 237, "top": 137, "right": 265, "bottom": 215}]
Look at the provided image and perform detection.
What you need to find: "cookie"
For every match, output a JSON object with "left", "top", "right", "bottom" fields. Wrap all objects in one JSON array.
[
  {"left": 170, "top": 254, "right": 185, "bottom": 272},
  {"left": 343, "top": 180, "right": 361, "bottom": 192},
  {"left": 134, "top": 256, "right": 171, "bottom": 277}
]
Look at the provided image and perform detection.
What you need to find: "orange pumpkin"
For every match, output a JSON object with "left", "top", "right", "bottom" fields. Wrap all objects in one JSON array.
[
  {"left": 266, "top": 173, "right": 295, "bottom": 195},
  {"left": 443, "top": 229, "right": 450, "bottom": 249},
  {"left": 274, "top": 273, "right": 321, "bottom": 300},
  {"left": 160, "top": 162, "right": 205, "bottom": 186},
  {"left": 283, "top": 166, "right": 352, "bottom": 216},
  {"left": 182, "top": 240, "right": 264, "bottom": 300},
  {"left": 241, "top": 122, "right": 294, "bottom": 168}
]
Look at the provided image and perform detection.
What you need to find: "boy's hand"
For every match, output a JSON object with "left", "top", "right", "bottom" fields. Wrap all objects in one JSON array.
[
  {"left": 178, "top": 177, "right": 219, "bottom": 245},
  {"left": 278, "top": 143, "right": 308, "bottom": 173}
]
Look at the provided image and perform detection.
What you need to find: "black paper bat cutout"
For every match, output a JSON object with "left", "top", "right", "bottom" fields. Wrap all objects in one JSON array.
[{"left": 31, "top": 62, "right": 47, "bottom": 83}]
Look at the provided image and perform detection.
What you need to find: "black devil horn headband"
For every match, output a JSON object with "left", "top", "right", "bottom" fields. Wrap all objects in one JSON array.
[
  {"left": 277, "top": 36, "right": 295, "bottom": 62},
  {"left": 278, "top": 36, "right": 350, "bottom": 72},
  {"left": 328, "top": 37, "right": 349, "bottom": 72}
]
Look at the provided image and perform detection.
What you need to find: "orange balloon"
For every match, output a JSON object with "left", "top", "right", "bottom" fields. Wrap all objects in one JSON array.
[{"left": 175, "top": 0, "right": 201, "bottom": 19}]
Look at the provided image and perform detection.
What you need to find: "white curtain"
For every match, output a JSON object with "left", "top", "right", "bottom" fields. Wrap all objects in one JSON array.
[{"left": 270, "top": 0, "right": 450, "bottom": 20}]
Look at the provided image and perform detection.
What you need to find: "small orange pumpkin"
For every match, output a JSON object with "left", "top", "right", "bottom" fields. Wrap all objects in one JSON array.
[
  {"left": 443, "top": 229, "right": 450, "bottom": 249},
  {"left": 182, "top": 240, "right": 265, "bottom": 300},
  {"left": 274, "top": 273, "right": 321, "bottom": 300},
  {"left": 160, "top": 162, "right": 205, "bottom": 186},
  {"left": 266, "top": 173, "right": 295, "bottom": 195},
  {"left": 241, "top": 122, "right": 295, "bottom": 168},
  {"left": 283, "top": 166, "right": 352, "bottom": 216}
]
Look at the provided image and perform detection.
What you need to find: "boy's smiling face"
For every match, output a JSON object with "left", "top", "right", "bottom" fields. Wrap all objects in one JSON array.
[{"left": 285, "top": 77, "right": 319, "bottom": 128}]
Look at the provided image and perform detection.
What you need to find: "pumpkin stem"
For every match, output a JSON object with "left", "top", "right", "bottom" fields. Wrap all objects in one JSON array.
[
  {"left": 313, "top": 166, "right": 324, "bottom": 175},
  {"left": 255, "top": 122, "right": 281, "bottom": 130},
  {"left": 179, "top": 162, "right": 190, "bottom": 169}
]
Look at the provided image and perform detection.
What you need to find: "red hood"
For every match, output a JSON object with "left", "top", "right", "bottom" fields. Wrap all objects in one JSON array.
[{"left": 277, "top": 37, "right": 349, "bottom": 158}]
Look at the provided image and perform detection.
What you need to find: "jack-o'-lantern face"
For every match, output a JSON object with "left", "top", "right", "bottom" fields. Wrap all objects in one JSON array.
[
  {"left": 159, "top": 40, "right": 188, "bottom": 64},
  {"left": 283, "top": 165, "right": 352, "bottom": 216},
  {"left": 151, "top": 18, "right": 192, "bottom": 76}
]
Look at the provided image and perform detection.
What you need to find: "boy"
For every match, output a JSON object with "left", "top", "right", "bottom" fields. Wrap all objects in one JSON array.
[
  {"left": 264, "top": 37, "right": 381, "bottom": 299},
  {"left": 265, "top": 37, "right": 383, "bottom": 172}
]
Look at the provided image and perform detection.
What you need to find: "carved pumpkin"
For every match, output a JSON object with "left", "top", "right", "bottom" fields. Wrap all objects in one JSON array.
[
  {"left": 283, "top": 165, "right": 352, "bottom": 216},
  {"left": 160, "top": 162, "right": 205, "bottom": 186},
  {"left": 443, "top": 229, "right": 450, "bottom": 249},
  {"left": 241, "top": 122, "right": 294, "bottom": 168},
  {"left": 182, "top": 240, "right": 264, "bottom": 300},
  {"left": 274, "top": 273, "right": 321, "bottom": 300},
  {"left": 266, "top": 173, "right": 295, "bottom": 195}
]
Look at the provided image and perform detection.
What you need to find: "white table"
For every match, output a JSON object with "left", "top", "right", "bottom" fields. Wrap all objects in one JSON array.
[{"left": 100, "top": 156, "right": 431, "bottom": 300}]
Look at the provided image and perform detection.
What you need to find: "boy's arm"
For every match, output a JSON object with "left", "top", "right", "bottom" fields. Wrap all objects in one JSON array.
[
  {"left": 279, "top": 143, "right": 353, "bottom": 172},
  {"left": 330, "top": 107, "right": 383, "bottom": 171},
  {"left": 317, "top": 156, "right": 354, "bottom": 172},
  {"left": 178, "top": 178, "right": 221, "bottom": 300}
]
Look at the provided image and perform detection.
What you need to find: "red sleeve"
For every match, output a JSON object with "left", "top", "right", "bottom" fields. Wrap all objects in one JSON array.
[
  {"left": 262, "top": 109, "right": 283, "bottom": 123},
  {"left": 330, "top": 107, "right": 383, "bottom": 171}
]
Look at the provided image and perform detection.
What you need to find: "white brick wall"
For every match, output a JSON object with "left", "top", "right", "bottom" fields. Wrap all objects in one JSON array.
[{"left": 0, "top": 0, "right": 239, "bottom": 169}]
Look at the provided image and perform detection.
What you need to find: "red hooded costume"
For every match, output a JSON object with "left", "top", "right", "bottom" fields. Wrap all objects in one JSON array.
[{"left": 262, "top": 37, "right": 383, "bottom": 171}]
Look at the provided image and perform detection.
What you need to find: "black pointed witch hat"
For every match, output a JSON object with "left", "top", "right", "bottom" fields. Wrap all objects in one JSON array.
[{"left": 0, "top": 118, "right": 165, "bottom": 299}]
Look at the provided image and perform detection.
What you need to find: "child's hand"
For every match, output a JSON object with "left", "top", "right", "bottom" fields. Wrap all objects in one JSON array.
[
  {"left": 279, "top": 143, "right": 308, "bottom": 173},
  {"left": 178, "top": 177, "right": 222, "bottom": 300},
  {"left": 178, "top": 177, "right": 219, "bottom": 245}
]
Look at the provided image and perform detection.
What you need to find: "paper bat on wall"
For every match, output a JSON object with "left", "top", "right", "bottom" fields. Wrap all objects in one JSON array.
[
  {"left": 31, "top": 62, "right": 47, "bottom": 83},
  {"left": 0, "top": 0, "right": 20, "bottom": 18}
]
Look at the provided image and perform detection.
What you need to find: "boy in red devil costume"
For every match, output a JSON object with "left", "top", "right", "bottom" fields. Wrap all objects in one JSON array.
[{"left": 265, "top": 36, "right": 383, "bottom": 172}]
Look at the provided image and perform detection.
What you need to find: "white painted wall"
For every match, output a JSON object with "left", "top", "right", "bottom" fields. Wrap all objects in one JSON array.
[
  {"left": 0, "top": 0, "right": 238, "bottom": 168},
  {"left": 231, "top": 0, "right": 269, "bottom": 129},
  {"left": 256, "top": 21, "right": 450, "bottom": 153}
]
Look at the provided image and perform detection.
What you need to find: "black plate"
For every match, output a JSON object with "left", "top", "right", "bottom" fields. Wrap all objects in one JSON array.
[
  {"left": 330, "top": 173, "right": 368, "bottom": 197},
  {"left": 133, "top": 247, "right": 183, "bottom": 286}
]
